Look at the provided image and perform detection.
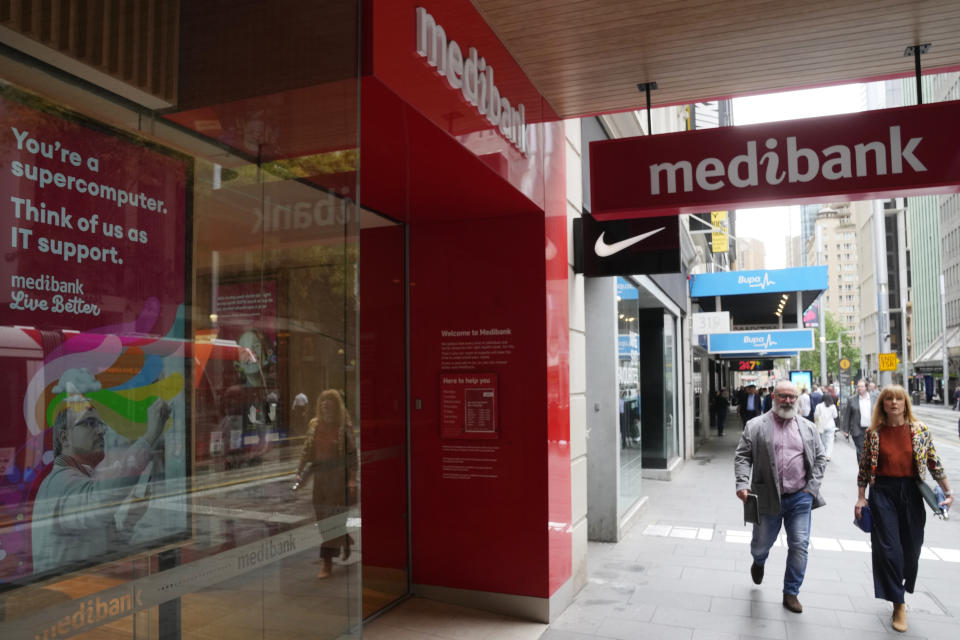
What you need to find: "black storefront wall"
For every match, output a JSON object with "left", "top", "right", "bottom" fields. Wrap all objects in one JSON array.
[{"left": 639, "top": 308, "right": 668, "bottom": 469}]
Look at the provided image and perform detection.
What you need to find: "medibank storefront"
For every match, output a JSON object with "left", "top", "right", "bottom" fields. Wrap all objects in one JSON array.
[{"left": 0, "top": 1, "right": 570, "bottom": 637}]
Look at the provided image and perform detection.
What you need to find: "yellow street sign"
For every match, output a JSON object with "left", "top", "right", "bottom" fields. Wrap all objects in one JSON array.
[
  {"left": 839, "top": 358, "right": 850, "bottom": 370},
  {"left": 710, "top": 211, "right": 728, "bottom": 253},
  {"left": 878, "top": 352, "right": 899, "bottom": 371}
]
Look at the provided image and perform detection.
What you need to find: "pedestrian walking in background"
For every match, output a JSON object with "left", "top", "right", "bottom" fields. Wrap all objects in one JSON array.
[
  {"left": 762, "top": 386, "right": 774, "bottom": 413},
  {"left": 843, "top": 380, "right": 874, "bottom": 464},
  {"left": 808, "top": 384, "right": 822, "bottom": 422},
  {"left": 953, "top": 385, "right": 960, "bottom": 410},
  {"left": 814, "top": 393, "right": 838, "bottom": 461},
  {"left": 739, "top": 384, "right": 761, "bottom": 426},
  {"left": 797, "top": 387, "right": 811, "bottom": 422},
  {"left": 735, "top": 380, "right": 826, "bottom": 614},
  {"left": 714, "top": 388, "right": 730, "bottom": 436},
  {"left": 854, "top": 385, "right": 953, "bottom": 633}
]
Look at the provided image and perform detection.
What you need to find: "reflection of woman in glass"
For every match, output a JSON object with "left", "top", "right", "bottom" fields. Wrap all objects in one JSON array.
[
  {"left": 295, "top": 389, "right": 358, "bottom": 578},
  {"left": 235, "top": 328, "right": 267, "bottom": 387}
]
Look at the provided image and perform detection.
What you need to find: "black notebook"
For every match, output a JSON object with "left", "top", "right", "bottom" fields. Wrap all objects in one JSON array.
[{"left": 743, "top": 493, "right": 760, "bottom": 525}]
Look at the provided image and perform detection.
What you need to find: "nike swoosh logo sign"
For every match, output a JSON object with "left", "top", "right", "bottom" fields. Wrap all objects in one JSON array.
[{"left": 594, "top": 227, "right": 665, "bottom": 257}]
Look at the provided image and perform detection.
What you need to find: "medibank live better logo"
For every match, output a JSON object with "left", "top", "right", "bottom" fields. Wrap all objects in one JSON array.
[{"left": 589, "top": 101, "right": 960, "bottom": 217}]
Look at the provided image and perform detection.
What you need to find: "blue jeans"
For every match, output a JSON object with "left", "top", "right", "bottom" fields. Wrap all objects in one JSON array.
[{"left": 750, "top": 490, "right": 813, "bottom": 595}]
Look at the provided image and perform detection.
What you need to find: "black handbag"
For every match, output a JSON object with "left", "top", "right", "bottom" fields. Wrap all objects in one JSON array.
[{"left": 916, "top": 479, "right": 946, "bottom": 518}]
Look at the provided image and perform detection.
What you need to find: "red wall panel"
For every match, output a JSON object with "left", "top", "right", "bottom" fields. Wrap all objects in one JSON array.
[{"left": 409, "top": 213, "right": 553, "bottom": 596}]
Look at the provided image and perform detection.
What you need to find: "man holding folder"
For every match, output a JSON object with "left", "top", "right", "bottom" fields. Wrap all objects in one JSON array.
[{"left": 734, "top": 380, "right": 826, "bottom": 614}]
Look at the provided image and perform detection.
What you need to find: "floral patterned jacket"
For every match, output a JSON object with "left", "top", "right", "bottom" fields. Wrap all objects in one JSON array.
[{"left": 857, "top": 421, "right": 947, "bottom": 487}]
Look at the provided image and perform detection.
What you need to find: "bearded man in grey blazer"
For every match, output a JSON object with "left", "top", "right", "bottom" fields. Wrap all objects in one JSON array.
[{"left": 734, "top": 380, "right": 826, "bottom": 614}]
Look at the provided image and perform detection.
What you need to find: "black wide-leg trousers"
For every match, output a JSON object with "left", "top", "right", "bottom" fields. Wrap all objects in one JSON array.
[{"left": 869, "top": 476, "right": 926, "bottom": 603}]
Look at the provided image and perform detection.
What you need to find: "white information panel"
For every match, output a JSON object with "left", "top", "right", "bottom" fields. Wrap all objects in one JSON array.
[{"left": 692, "top": 311, "right": 730, "bottom": 335}]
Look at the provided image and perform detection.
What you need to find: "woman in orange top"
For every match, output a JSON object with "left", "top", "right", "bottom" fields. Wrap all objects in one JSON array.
[{"left": 854, "top": 385, "right": 952, "bottom": 633}]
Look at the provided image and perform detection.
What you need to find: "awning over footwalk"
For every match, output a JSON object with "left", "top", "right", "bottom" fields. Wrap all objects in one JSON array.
[
  {"left": 690, "top": 266, "right": 828, "bottom": 327},
  {"left": 913, "top": 326, "right": 960, "bottom": 369}
]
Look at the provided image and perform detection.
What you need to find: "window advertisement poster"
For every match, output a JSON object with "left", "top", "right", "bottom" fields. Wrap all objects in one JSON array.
[
  {"left": 440, "top": 373, "right": 498, "bottom": 439},
  {"left": 790, "top": 370, "right": 814, "bottom": 393},
  {"left": 0, "top": 87, "right": 192, "bottom": 585},
  {"left": 199, "top": 280, "right": 280, "bottom": 460}
]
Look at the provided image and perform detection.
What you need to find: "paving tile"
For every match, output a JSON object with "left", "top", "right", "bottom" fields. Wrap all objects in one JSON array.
[
  {"left": 651, "top": 606, "right": 787, "bottom": 639},
  {"left": 628, "top": 587, "right": 712, "bottom": 611},
  {"left": 595, "top": 617, "right": 694, "bottom": 640},
  {"left": 539, "top": 630, "right": 596, "bottom": 640},
  {"left": 904, "top": 591, "right": 949, "bottom": 616},
  {"left": 834, "top": 610, "right": 888, "bottom": 631},
  {"left": 781, "top": 620, "right": 890, "bottom": 640},
  {"left": 751, "top": 601, "right": 840, "bottom": 627},
  {"left": 709, "top": 596, "right": 753, "bottom": 616},
  {"left": 690, "top": 630, "right": 740, "bottom": 640},
  {"left": 905, "top": 616, "right": 960, "bottom": 640}
]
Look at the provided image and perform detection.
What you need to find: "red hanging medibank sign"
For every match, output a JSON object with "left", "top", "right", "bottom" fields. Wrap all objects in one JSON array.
[{"left": 590, "top": 101, "right": 960, "bottom": 218}]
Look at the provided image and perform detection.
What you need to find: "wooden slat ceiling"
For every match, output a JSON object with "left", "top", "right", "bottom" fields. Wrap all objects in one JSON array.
[{"left": 470, "top": 0, "right": 960, "bottom": 119}]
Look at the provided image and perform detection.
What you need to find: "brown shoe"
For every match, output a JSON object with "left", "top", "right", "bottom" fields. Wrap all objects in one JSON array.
[
  {"left": 782, "top": 593, "right": 803, "bottom": 613},
  {"left": 317, "top": 557, "right": 333, "bottom": 579},
  {"left": 892, "top": 603, "right": 907, "bottom": 632}
]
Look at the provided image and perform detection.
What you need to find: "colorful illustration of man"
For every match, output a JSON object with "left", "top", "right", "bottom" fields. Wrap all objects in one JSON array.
[
  {"left": 31, "top": 395, "right": 170, "bottom": 574},
  {"left": 236, "top": 328, "right": 269, "bottom": 387}
]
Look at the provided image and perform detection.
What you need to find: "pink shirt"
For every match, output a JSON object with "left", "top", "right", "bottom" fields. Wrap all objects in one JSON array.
[{"left": 773, "top": 415, "right": 806, "bottom": 494}]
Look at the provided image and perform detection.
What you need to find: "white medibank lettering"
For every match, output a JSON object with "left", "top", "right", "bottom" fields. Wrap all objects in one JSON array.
[
  {"left": 415, "top": 7, "right": 527, "bottom": 155},
  {"left": 650, "top": 125, "right": 926, "bottom": 196}
]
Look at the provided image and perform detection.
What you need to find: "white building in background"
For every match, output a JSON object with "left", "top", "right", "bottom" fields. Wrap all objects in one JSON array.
[
  {"left": 737, "top": 237, "right": 766, "bottom": 271},
  {"left": 855, "top": 199, "right": 881, "bottom": 379},
  {"left": 807, "top": 204, "right": 861, "bottom": 345},
  {"left": 785, "top": 235, "right": 804, "bottom": 268}
]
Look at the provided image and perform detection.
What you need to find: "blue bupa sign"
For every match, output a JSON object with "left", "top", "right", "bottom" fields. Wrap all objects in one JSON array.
[
  {"left": 690, "top": 266, "right": 828, "bottom": 297},
  {"left": 617, "top": 277, "right": 639, "bottom": 300},
  {"left": 618, "top": 333, "right": 639, "bottom": 358},
  {"left": 707, "top": 329, "right": 815, "bottom": 354}
]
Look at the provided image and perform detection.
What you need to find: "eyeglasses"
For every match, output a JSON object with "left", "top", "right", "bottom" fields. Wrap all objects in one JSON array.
[{"left": 776, "top": 393, "right": 798, "bottom": 400}]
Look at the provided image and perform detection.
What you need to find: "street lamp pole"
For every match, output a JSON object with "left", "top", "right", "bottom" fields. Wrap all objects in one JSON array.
[{"left": 817, "top": 224, "right": 827, "bottom": 386}]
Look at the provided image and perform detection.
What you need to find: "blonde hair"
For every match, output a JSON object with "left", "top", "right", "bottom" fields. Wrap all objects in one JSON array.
[
  {"left": 868, "top": 384, "right": 916, "bottom": 434},
  {"left": 313, "top": 388, "right": 347, "bottom": 428}
]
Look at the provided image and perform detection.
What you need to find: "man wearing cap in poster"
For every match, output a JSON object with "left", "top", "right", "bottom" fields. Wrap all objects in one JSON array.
[{"left": 31, "top": 373, "right": 171, "bottom": 574}]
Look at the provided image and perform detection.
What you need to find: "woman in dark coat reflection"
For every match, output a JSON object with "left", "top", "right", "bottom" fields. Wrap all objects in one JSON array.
[{"left": 296, "top": 389, "right": 358, "bottom": 578}]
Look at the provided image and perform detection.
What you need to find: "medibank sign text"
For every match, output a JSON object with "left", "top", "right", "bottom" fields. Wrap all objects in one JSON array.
[
  {"left": 590, "top": 101, "right": 960, "bottom": 218},
  {"left": 415, "top": 7, "right": 527, "bottom": 155}
]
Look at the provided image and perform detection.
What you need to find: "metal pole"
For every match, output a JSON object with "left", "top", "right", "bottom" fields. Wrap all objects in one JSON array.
[
  {"left": 817, "top": 224, "right": 827, "bottom": 385},
  {"left": 874, "top": 201, "right": 892, "bottom": 387},
  {"left": 796, "top": 291, "right": 803, "bottom": 371},
  {"left": 915, "top": 46, "right": 923, "bottom": 105},
  {"left": 941, "top": 274, "right": 949, "bottom": 405},
  {"left": 839, "top": 335, "right": 843, "bottom": 385},
  {"left": 645, "top": 84, "right": 653, "bottom": 135},
  {"left": 897, "top": 207, "right": 910, "bottom": 384}
]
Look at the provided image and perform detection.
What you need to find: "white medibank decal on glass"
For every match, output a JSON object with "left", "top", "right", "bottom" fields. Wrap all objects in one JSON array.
[{"left": 415, "top": 7, "right": 528, "bottom": 155}]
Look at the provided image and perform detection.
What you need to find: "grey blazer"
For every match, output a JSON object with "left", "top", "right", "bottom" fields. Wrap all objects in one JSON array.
[
  {"left": 734, "top": 411, "right": 827, "bottom": 516},
  {"left": 842, "top": 394, "right": 873, "bottom": 437}
]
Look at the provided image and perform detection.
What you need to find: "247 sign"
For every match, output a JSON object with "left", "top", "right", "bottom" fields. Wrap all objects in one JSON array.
[{"left": 590, "top": 100, "right": 960, "bottom": 218}]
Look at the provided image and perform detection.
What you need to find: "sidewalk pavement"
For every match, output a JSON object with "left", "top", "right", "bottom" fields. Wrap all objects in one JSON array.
[{"left": 543, "top": 416, "right": 960, "bottom": 640}]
